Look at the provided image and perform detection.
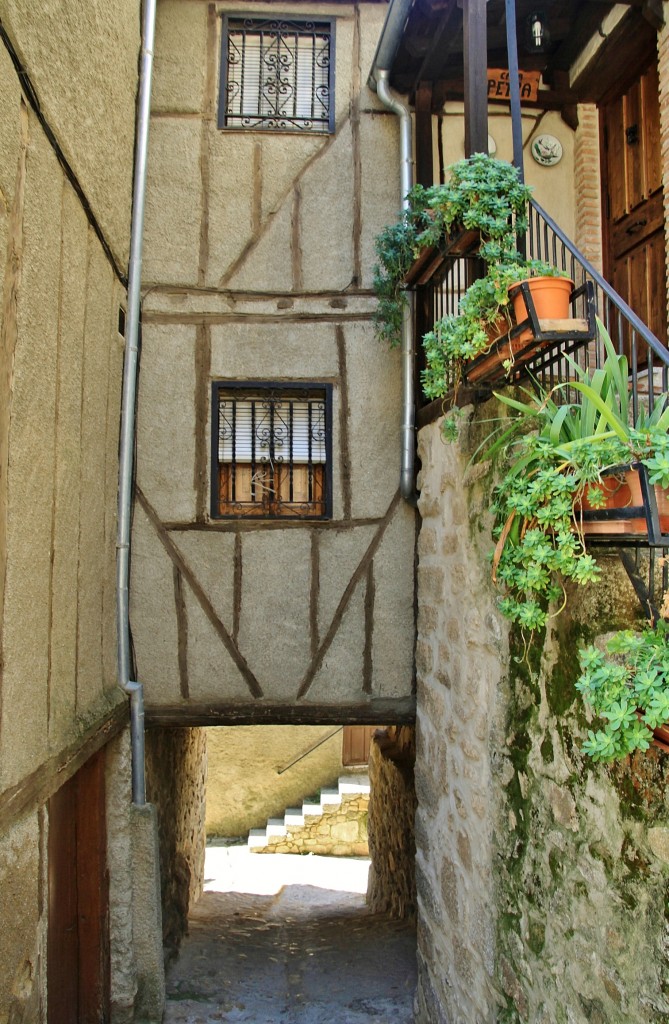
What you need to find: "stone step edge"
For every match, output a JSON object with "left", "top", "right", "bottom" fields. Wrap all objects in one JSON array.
[{"left": 246, "top": 774, "right": 370, "bottom": 849}]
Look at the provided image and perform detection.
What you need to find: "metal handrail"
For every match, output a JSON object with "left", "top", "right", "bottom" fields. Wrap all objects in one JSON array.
[{"left": 529, "top": 198, "right": 669, "bottom": 365}]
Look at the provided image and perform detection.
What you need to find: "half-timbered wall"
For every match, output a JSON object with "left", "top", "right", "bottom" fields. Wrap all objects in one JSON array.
[{"left": 133, "top": 0, "right": 416, "bottom": 722}]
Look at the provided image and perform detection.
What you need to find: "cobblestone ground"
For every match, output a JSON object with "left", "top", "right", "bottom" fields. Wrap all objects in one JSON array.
[{"left": 163, "top": 885, "right": 416, "bottom": 1023}]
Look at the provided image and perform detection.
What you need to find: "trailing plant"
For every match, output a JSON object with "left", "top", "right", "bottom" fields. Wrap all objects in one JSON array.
[
  {"left": 373, "top": 154, "right": 533, "bottom": 349},
  {"left": 485, "top": 323, "right": 669, "bottom": 632},
  {"left": 576, "top": 622, "right": 669, "bottom": 762}
]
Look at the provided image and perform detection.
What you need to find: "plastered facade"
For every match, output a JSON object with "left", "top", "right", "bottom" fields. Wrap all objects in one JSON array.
[
  {"left": 0, "top": 6, "right": 140, "bottom": 1020},
  {"left": 133, "top": 0, "right": 416, "bottom": 719}
]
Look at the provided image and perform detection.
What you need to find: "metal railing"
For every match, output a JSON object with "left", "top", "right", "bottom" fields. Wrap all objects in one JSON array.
[
  {"left": 414, "top": 200, "right": 669, "bottom": 414},
  {"left": 526, "top": 198, "right": 669, "bottom": 419}
]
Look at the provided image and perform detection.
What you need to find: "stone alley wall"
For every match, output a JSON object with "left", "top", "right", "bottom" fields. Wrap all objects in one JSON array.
[
  {"left": 146, "top": 727, "right": 207, "bottom": 960},
  {"left": 414, "top": 405, "right": 669, "bottom": 1024},
  {"left": 367, "top": 726, "right": 416, "bottom": 919}
]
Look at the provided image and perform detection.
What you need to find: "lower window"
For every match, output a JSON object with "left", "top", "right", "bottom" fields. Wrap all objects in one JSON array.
[{"left": 211, "top": 382, "right": 332, "bottom": 519}]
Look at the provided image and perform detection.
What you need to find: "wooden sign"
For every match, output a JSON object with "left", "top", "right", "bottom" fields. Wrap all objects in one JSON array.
[{"left": 487, "top": 69, "right": 541, "bottom": 103}]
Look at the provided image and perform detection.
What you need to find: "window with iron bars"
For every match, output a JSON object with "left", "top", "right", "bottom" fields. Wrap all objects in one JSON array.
[
  {"left": 211, "top": 383, "right": 332, "bottom": 519},
  {"left": 218, "top": 16, "right": 334, "bottom": 133}
]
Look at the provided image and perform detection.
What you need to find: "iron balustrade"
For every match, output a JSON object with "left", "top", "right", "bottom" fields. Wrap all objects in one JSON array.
[{"left": 410, "top": 198, "right": 669, "bottom": 611}]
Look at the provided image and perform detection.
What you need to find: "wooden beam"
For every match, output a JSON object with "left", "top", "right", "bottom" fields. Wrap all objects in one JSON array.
[
  {"left": 462, "top": 0, "right": 488, "bottom": 155},
  {"left": 145, "top": 697, "right": 417, "bottom": 727},
  {"left": 412, "top": 0, "right": 462, "bottom": 89},
  {"left": 643, "top": 0, "right": 665, "bottom": 30},
  {"left": 415, "top": 81, "right": 434, "bottom": 186},
  {"left": 0, "top": 701, "right": 129, "bottom": 833}
]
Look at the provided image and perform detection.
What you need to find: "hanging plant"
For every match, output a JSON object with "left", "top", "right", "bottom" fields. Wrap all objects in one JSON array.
[
  {"left": 576, "top": 622, "right": 669, "bottom": 762},
  {"left": 372, "top": 154, "right": 533, "bottom": 349}
]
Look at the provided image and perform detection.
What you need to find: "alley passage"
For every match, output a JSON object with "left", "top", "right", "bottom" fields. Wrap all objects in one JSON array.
[{"left": 164, "top": 882, "right": 416, "bottom": 1023}]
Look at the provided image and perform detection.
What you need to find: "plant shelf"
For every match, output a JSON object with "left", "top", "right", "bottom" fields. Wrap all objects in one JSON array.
[{"left": 463, "top": 280, "right": 596, "bottom": 387}]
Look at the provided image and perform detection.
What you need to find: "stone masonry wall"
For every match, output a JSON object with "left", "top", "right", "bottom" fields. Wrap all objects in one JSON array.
[
  {"left": 254, "top": 791, "right": 369, "bottom": 857},
  {"left": 415, "top": 407, "right": 669, "bottom": 1023},
  {"left": 367, "top": 726, "right": 417, "bottom": 919},
  {"left": 145, "top": 727, "right": 207, "bottom": 960}
]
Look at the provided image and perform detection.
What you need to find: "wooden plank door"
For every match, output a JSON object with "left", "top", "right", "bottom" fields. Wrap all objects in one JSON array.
[
  {"left": 601, "top": 58, "right": 667, "bottom": 353},
  {"left": 342, "top": 725, "right": 377, "bottom": 766},
  {"left": 48, "top": 748, "right": 110, "bottom": 1024}
]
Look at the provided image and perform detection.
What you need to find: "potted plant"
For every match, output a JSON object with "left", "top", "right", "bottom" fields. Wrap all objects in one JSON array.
[
  {"left": 373, "top": 154, "right": 533, "bottom": 349},
  {"left": 421, "top": 257, "right": 568, "bottom": 397},
  {"left": 485, "top": 324, "right": 669, "bottom": 632},
  {"left": 576, "top": 622, "right": 669, "bottom": 762}
]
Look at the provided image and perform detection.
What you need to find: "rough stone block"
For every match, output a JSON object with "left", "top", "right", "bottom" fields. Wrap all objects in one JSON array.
[{"left": 0, "top": 814, "right": 42, "bottom": 1024}]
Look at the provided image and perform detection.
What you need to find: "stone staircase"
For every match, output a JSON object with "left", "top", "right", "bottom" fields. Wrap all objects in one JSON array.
[{"left": 248, "top": 774, "right": 370, "bottom": 856}]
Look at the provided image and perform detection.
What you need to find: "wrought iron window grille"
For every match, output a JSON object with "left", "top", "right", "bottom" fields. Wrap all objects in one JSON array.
[
  {"left": 218, "top": 16, "right": 335, "bottom": 133},
  {"left": 211, "top": 383, "right": 332, "bottom": 519}
]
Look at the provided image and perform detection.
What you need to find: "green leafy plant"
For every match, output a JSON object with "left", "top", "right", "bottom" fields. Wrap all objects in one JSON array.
[
  {"left": 486, "top": 322, "right": 669, "bottom": 631},
  {"left": 576, "top": 622, "right": 669, "bottom": 762},
  {"left": 373, "top": 155, "right": 533, "bottom": 349}
]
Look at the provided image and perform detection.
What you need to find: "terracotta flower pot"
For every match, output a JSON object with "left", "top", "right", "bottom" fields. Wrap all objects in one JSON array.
[
  {"left": 654, "top": 485, "right": 669, "bottom": 533},
  {"left": 652, "top": 720, "right": 669, "bottom": 753},
  {"left": 508, "top": 276, "right": 574, "bottom": 342}
]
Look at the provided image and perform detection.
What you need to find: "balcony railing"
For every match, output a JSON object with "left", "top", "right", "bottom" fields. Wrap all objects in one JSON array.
[{"left": 413, "top": 198, "right": 669, "bottom": 418}]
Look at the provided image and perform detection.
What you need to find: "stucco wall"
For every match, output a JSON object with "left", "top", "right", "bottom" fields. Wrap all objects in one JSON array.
[
  {"left": 206, "top": 724, "right": 348, "bottom": 836},
  {"left": 414, "top": 408, "right": 669, "bottom": 1024},
  {"left": 133, "top": 0, "right": 415, "bottom": 719},
  {"left": 0, "top": 33, "right": 128, "bottom": 794},
  {"left": 0, "top": 9, "right": 138, "bottom": 1016},
  {"left": 0, "top": 1, "right": 139, "bottom": 268}
]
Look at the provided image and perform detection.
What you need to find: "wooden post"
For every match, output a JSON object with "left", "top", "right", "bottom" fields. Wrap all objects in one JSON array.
[
  {"left": 415, "top": 81, "right": 434, "bottom": 186},
  {"left": 505, "top": 0, "right": 525, "bottom": 181},
  {"left": 462, "top": 0, "right": 488, "bottom": 156}
]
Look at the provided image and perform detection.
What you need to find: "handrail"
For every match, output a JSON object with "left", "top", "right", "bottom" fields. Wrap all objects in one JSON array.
[
  {"left": 529, "top": 198, "right": 669, "bottom": 368},
  {"left": 276, "top": 727, "right": 343, "bottom": 776}
]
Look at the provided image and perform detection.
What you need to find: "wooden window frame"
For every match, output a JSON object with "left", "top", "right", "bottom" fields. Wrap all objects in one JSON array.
[{"left": 210, "top": 381, "right": 333, "bottom": 520}]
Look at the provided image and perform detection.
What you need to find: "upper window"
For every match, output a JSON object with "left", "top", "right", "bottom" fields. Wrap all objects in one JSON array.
[
  {"left": 218, "top": 16, "right": 335, "bottom": 133},
  {"left": 211, "top": 383, "right": 332, "bottom": 519}
]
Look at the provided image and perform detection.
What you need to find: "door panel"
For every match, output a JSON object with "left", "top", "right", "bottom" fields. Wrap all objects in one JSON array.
[
  {"left": 342, "top": 725, "right": 377, "bottom": 766},
  {"left": 601, "top": 58, "right": 667, "bottom": 353},
  {"left": 48, "top": 749, "right": 110, "bottom": 1024}
]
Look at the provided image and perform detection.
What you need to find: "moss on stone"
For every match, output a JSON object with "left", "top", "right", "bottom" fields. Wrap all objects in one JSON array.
[{"left": 540, "top": 734, "right": 554, "bottom": 764}]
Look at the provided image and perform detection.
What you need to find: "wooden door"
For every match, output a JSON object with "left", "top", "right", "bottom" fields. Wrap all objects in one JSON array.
[
  {"left": 342, "top": 725, "right": 377, "bottom": 766},
  {"left": 601, "top": 59, "right": 667, "bottom": 353},
  {"left": 48, "top": 749, "right": 110, "bottom": 1024}
]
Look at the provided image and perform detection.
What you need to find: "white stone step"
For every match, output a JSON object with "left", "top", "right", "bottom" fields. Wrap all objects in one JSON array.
[
  {"left": 248, "top": 829, "right": 267, "bottom": 849},
  {"left": 284, "top": 808, "right": 304, "bottom": 826},
  {"left": 266, "top": 818, "right": 287, "bottom": 837},
  {"left": 302, "top": 801, "right": 322, "bottom": 816},
  {"left": 338, "top": 774, "right": 370, "bottom": 795},
  {"left": 320, "top": 787, "right": 342, "bottom": 805}
]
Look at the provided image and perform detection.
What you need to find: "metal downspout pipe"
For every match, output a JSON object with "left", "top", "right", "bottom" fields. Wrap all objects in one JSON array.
[
  {"left": 374, "top": 70, "right": 417, "bottom": 505},
  {"left": 116, "top": 0, "right": 158, "bottom": 806}
]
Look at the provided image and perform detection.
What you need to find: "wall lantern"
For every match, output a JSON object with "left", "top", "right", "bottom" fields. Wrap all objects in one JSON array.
[{"left": 526, "top": 11, "right": 549, "bottom": 53}]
